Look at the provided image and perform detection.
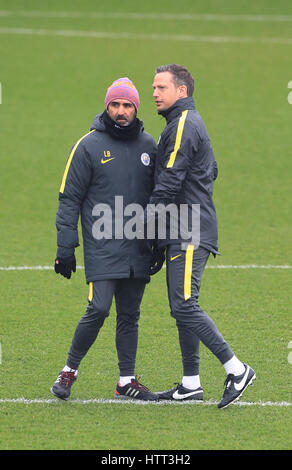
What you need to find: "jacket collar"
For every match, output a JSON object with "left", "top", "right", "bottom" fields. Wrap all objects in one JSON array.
[{"left": 159, "top": 97, "right": 195, "bottom": 124}]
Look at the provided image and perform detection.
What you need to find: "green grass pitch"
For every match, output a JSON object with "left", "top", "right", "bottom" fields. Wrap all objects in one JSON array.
[{"left": 0, "top": 0, "right": 291, "bottom": 451}]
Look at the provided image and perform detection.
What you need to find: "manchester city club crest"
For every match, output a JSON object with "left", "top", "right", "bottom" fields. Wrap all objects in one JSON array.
[{"left": 141, "top": 153, "right": 150, "bottom": 166}]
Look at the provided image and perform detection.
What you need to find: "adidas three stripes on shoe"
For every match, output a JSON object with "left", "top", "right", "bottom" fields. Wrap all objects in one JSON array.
[{"left": 114, "top": 378, "right": 159, "bottom": 401}]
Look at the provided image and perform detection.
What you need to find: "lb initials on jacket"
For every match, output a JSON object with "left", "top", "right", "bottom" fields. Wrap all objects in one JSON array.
[{"left": 101, "top": 150, "right": 115, "bottom": 164}]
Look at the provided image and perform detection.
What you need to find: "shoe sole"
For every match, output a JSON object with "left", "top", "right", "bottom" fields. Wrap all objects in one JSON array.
[
  {"left": 219, "top": 372, "right": 256, "bottom": 409},
  {"left": 114, "top": 393, "right": 159, "bottom": 402},
  {"left": 158, "top": 395, "right": 203, "bottom": 401}
]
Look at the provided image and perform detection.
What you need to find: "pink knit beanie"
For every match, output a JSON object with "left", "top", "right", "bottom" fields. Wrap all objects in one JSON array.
[{"left": 105, "top": 77, "right": 140, "bottom": 111}]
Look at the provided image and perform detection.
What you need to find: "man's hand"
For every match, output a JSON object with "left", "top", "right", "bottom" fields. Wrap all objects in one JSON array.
[
  {"left": 150, "top": 248, "right": 165, "bottom": 276},
  {"left": 54, "top": 255, "right": 76, "bottom": 279}
]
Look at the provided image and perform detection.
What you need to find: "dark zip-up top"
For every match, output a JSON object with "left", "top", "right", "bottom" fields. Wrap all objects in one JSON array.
[
  {"left": 56, "top": 113, "right": 157, "bottom": 283},
  {"left": 150, "top": 97, "right": 219, "bottom": 253}
]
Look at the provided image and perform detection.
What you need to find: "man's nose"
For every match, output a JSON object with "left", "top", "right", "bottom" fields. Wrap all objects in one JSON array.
[{"left": 118, "top": 105, "right": 126, "bottom": 114}]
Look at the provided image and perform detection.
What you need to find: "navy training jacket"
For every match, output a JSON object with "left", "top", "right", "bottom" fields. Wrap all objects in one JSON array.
[
  {"left": 150, "top": 97, "right": 219, "bottom": 254},
  {"left": 56, "top": 113, "right": 157, "bottom": 283}
]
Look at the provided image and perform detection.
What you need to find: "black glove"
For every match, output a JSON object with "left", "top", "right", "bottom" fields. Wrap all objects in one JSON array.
[
  {"left": 54, "top": 255, "right": 76, "bottom": 279},
  {"left": 149, "top": 248, "right": 165, "bottom": 276}
]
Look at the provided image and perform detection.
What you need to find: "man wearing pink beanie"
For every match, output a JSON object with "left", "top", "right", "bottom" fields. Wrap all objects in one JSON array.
[
  {"left": 51, "top": 77, "right": 160, "bottom": 402},
  {"left": 105, "top": 77, "right": 140, "bottom": 112},
  {"left": 100, "top": 77, "right": 142, "bottom": 139}
]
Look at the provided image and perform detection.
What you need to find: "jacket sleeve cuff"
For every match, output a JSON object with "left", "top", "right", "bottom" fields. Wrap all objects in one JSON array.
[
  {"left": 57, "top": 228, "right": 79, "bottom": 249},
  {"left": 56, "top": 246, "right": 76, "bottom": 258}
]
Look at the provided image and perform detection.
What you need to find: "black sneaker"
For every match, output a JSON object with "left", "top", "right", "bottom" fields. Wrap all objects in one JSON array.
[
  {"left": 157, "top": 383, "right": 203, "bottom": 401},
  {"left": 218, "top": 364, "right": 256, "bottom": 409},
  {"left": 114, "top": 378, "right": 159, "bottom": 401},
  {"left": 50, "top": 370, "right": 77, "bottom": 400}
]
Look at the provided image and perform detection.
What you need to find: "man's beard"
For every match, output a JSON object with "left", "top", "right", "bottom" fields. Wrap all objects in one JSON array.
[{"left": 102, "top": 111, "right": 142, "bottom": 140}]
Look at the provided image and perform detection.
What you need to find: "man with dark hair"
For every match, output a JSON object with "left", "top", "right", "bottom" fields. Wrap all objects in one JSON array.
[
  {"left": 155, "top": 64, "right": 194, "bottom": 97},
  {"left": 51, "top": 77, "right": 159, "bottom": 402},
  {"left": 151, "top": 64, "right": 256, "bottom": 409}
]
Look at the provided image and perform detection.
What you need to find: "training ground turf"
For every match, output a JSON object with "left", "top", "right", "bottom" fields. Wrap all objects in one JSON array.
[{"left": 0, "top": 0, "right": 291, "bottom": 453}]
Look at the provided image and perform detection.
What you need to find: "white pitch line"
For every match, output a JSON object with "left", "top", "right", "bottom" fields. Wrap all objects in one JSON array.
[
  {"left": 0, "top": 27, "right": 291, "bottom": 46},
  {"left": 0, "top": 397, "right": 291, "bottom": 407},
  {"left": 0, "top": 11, "right": 292, "bottom": 22},
  {"left": 0, "top": 266, "right": 84, "bottom": 271},
  {"left": 0, "top": 266, "right": 63, "bottom": 271},
  {"left": 0, "top": 265, "right": 291, "bottom": 271},
  {"left": 205, "top": 264, "right": 292, "bottom": 269}
]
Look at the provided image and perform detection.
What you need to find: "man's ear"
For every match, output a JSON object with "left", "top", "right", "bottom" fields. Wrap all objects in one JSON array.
[{"left": 178, "top": 85, "right": 188, "bottom": 99}]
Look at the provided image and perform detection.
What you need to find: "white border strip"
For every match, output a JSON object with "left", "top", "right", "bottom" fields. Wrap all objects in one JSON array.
[
  {"left": 0, "top": 265, "right": 84, "bottom": 271},
  {"left": 0, "top": 265, "right": 291, "bottom": 271},
  {"left": 0, "top": 27, "right": 291, "bottom": 45},
  {"left": 1, "top": 11, "right": 292, "bottom": 22},
  {"left": 0, "top": 397, "right": 291, "bottom": 407}
]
